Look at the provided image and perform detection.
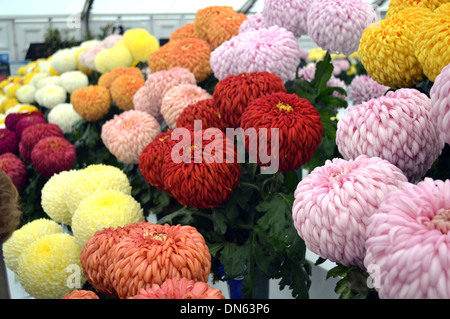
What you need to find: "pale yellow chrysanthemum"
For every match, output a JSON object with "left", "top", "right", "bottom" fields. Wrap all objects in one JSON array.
[
  {"left": 34, "top": 84, "right": 67, "bottom": 109},
  {"left": 17, "top": 233, "right": 85, "bottom": 299},
  {"left": 94, "top": 48, "right": 111, "bottom": 74},
  {"left": 37, "top": 60, "right": 51, "bottom": 74},
  {"left": 23, "top": 72, "right": 37, "bottom": 85},
  {"left": 104, "top": 44, "right": 134, "bottom": 71},
  {"left": 308, "top": 47, "right": 327, "bottom": 62},
  {"left": 71, "top": 190, "right": 144, "bottom": 248},
  {"left": 123, "top": 28, "right": 160, "bottom": 63},
  {"left": 29, "top": 72, "right": 50, "bottom": 89},
  {"left": 37, "top": 75, "right": 62, "bottom": 89},
  {"left": 17, "top": 65, "right": 27, "bottom": 76},
  {"left": 47, "top": 103, "right": 82, "bottom": 134},
  {"left": 60, "top": 71, "right": 89, "bottom": 93},
  {"left": 51, "top": 48, "right": 79, "bottom": 74},
  {"left": 2, "top": 218, "right": 63, "bottom": 273},
  {"left": 15, "top": 84, "right": 36, "bottom": 104},
  {"left": 18, "top": 104, "right": 38, "bottom": 113}
]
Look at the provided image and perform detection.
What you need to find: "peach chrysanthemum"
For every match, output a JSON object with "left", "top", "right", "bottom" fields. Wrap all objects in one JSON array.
[
  {"left": 170, "top": 23, "right": 197, "bottom": 42},
  {"left": 207, "top": 12, "right": 248, "bottom": 49},
  {"left": 62, "top": 290, "right": 99, "bottom": 299},
  {"left": 71, "top": 85, "right": 111, "bottom": 122},
  {"left": 110, "top": 75, "right": 145, "bottom": 111},
  {"left": 100, "top": 67, "right": 144, "bottom": 90},
  {"left": 194, "top": 6, "right": 237, "bottom": 41},
  {"left": 133, "top": 85, "right": 162, "bottom": 122}
]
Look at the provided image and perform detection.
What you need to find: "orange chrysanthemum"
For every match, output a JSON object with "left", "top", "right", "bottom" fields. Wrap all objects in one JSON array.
[
  {"left": 208, "top": 12, "right": 248, "bottom": 49},
  {"left": 170, "top": 23, "right": 197, "bottom": 42},
  {"left": 194, "top": 6, "right": 237, "bottom": 41},
  {"left": 110, "top": 75, "right": 145, "bottom": 111},
  {"left": 386, "top": 0, "right": 448, "bottom": 17},
  {"left": 70, "top": 85, "right": 111, "bottom": 122},
  {"left": 97, "top": 72, "right": 114, "bottom": 88},
  {"left": 98, "top": 67, "right": 144, "bottom": 90},
  {"left": 147, "top": 41, "right": 179, "bottom": 73},
  {"left": 176, "top": 98, "right": 226, "bottom": 131},
  {"left": 167, "top": 38, "right": 212, "bottom": 82},
  {"left": 62, "top": 290, "right": 100, "bottom": 299},
  {"left": 130, "top": 277, "right": 225, "bottom": 299}
]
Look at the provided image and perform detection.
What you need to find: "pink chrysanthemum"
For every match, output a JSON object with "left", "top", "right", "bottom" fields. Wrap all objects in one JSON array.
[
  {"left": 292, "top": 155, "right": 408, "bottom": 269},
  {"left": 348, "top": 75, "right": 389, "bottom": 106},
  {"left": 133, "top": 85, "right": 163, "bottom": 122},
  {"left": 19, "top": 123, "right": 64, "bottom": 163},
  {"left": 263, "top": 0, "right": 310, "bottom": 37},
  {"left": 332, "top": 59, "right": 351, "bottom": 75},
  {"left": 238, "top": 13, "right": 267, "bottom": 33},
  {"left": 307, "top": 0, "right": 377, "bottom": 56},
  {"left": 0, "top": 129, "right": 19, "bottom": 155},
  {"left": 364, "top": 178, "right": 450, "bottom": 299},
  {"left": 210, "top": 26, "right": 302, "bottom": 83},
  {"left": 336, "top": 88, "right": 444, "bottom": 182},
  {"left": 15, "top": 115, "right": 47, "bottom": 139},
  {"left": 30, "top": 136, "right": 76, "bottom": 178},
  {"left": 160, "top": 84, "right": 211, "bottom": 129},
  {"left": 78, "top": 45, "right": 104, "bottom": 70},
  {"left": 0, "top": 152, "right": 27, "bottom": 189},
  {"left": 298, "top": 65, "right": 347, "bottom": 99},
  {"left": 101, "top": 34, "right": 123, "bottom": 48},
  {"left": 101, "top": 110, "right": 162, "bottom": 164},
  {"left": 430, "top": 62, "right": 450, "bottom": 144}
]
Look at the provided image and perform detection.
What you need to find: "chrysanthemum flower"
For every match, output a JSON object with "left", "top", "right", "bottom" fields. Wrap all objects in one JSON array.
[
  {"left": 71, "top": 85, "right": 111, "bottom": 122},
  {"left": 36, "top": 76, "right": 62, "bottom": 89},
  {"left": 62, "top": 290, "right": 99, "bottom": 299},
  {"left": 162, "top": 128, "right": 241, "bottom": 209},
  {"left": 108, "top": 222, "right": 211, "bottom": 299},
  {"left": 307, "top": 0, "right": 377, "bottom": 56},
  {"left": 176, "top": 98, "right": 226, "bottom": 131},
  {"left": 4, "top": 111, "right": 43, "bottom": 132},
  {"left": 105, "top": 44, "right": 134, "bottom": 72},
  {"left": 60, "top": 71, "right": 89, "bottom": 93},
  {"left": 212, "top": 72, "right": 287, "bottom": 128},
  {"left": 430, "top": 62, "right": 450, "bottom": 144},
  {"left": 292, "top": 155, "right": 408, "bottom": 269},
  {"left": 263, "top": 0, "right": 310, "bottom": 37},
  {"left": 15, "top": 84, "right": 36, "bottom": 104},
  {"left": 5, "top": 83, "right": 21, "bottom": 99},
  {"left": 167, "top": 38, "right": 212, "bottom": 82},
  {"left": 138, "top": 130, "right": 175, "bottom": 193},
  {"left": 72, "top": 190, "right": 144, "bottom": 248},
  {"left": 194, "top": 6, "right": 237, "bottom": 41},
  {"left": 170, "top": 23, "right": 196, "bottom": 41},
  {"left": 34, "top": 84, "right": 68, "bottom": 109},
  {"left": 47, "top": 103, "right": 83, "bottom": 134},
  {"left": 0, "top": 152, "right": 26, "bottom": 190},
  {"left": 17, "top": 233, "right": 85, "bottom": 299},
  {"left": 51, "top": 48, "right": 79, "bottom": 74},
  {"left": 110, "top": 75, "right": 145, "bottom": 111},
  {"left": 123, "top": 28, "right": 160, "bottom": 63},
  {"left": 207, "top": 12, "right": 248, "bottom": 49},
  {"left": 133, "top": 85, "right": 162, "bottom": 122},
  {"left": 19, "top": 123, "right": 64, "bottom": 163},
  {"left": 364, "top": 178, "right": 450, "bottom": 298},
  {"left": 210, "top": 26, "right": 302, "bottom": 83},
  {"left": 0, "top": 129, "right": 18, "bottom": 155},
  {"left": 94, "top": 48, "right": 112, "bottom": 74},
  {"left": 359, "top": 7, "right": 431, "bottom": 88},
  {"left": 0, "top": 98, "right": 19, "bottom": 114},
  {"left": 240, "top": 92, "right": 323, "bottom": 173},
  {"left": 3, "top": 218, "right": 63, "bottom": 273},
  {"left": 238, "top": 12, "right": 267, "bottom": 33},
  {"left": 77, "top": 45, "right": 104, "bottom": 70},
  {"left": 386, "top": 0, "right": 448, "bottom": 17},
  {"left": 101, "top": 110, "right": 161, "bottom": 164},
  {"left": 130, "top": 277, "right": 225, "bottom": 299},
  {"left": 15, "top": 115, "right": 47, "bottom": 139},
  {"left": 31, "top": 136, "right": 76, "bottom": 177},
  {"left": 336, "top": 88, "right": 445, "bottom": 182},
  {"left": 29, "top": 72, "right": 49, "bottom": 89},
  {"left": 101, "top": 67, "right": 144, "bottom": 90},
  {"left": 414, "top": 4, "right": 450, "bottom": 82},
  {"left": 147, "top": 41, "right": 179, "bottom": 73},
  {"left": 160, "top": 84, "right": 211, "bottom": 129},
  {"left": 101, "top": 34, "right": 123, "bottom": 48},
  {"left": 348, "top": 75, "right": 389, "bottom": 105}
]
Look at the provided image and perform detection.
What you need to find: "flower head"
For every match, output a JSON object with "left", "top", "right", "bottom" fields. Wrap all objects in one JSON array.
[
  {"left": 430, "top": 62, "right": 450, "bottom": 144},
  {"left": 194, "top": 6, "right": 237, "bottom": 41},
  {"left": 336, "top": 88, "right": 445, "bottom": 182},
  {"left": 15, "top": 84, "right": 36, "bottom": 104},
  {"left": 100, "top": 67, "right": 144, "bottom": 90},
  {"left": 36, "top": 76, "right": 62, "bottom": 89},
  {"left": 50, "top": 48, "right": 79, "bottom": 74},
  {"left": 101, "top": 34, "right": 123, "bottom": 48},
  {"left": 292, "top": 155, "right": 408, "bottom": 269},
  {"left": 47, "top": 103, "right": 83, "bottom": 134},
  {"left": 19, "top": 123, "right": 64, "bottom": 163},
  {"left": 62, "top": 290, "right": 99, "bottom": 299},
  {"left": 31, "top": 136, "right": 76, "bottom": 177},
  {"left": 71, "top": 85, "right": 111, "bottom": 122},
  {"left": 4, "top": 111, "right": 43, "bottom": 132},
  {"left": 386, "top": 0, "right": 448, "bottom": 17},
  {"left": 176, "top": 98, "right": 226, "bottom": 131},
  {"left": 60, "top": 71, "right": 89, "bottom": 93},
  {"left": 133, "top": 85, "right": 162, "bottom": 122},
  {"left": 364, "top": 178, "right": 450, "bottom": 298},
  {"left": 207, "top": 12, "right": 248, "bottom": 49},
  {"left": 0, "top": 153, "right": 26, "bottom": 190},
  {"left": 77, "top": 45, "right": 103, "bottom": 70},
  {"left": 15, "top": 115, "right": 47, "bottom": 139},
  {"left": 147, "top": 41, "right": 179, "bottom": 73},
  {"left": 170, "top": 23, "right": 197, "bottom": 41},
  {"left": 263, "top": 0, "right": 310, "bottom": 37},
  {"left": 101, "top": 110, "right": 161, "bottom": 164},
  {"left": 348, "top": 75, "right": 389, "bottom": 105},
  {"left": 123, "top": 28, "right": 160, "bottom": 63},
  {"left": 34, "top": 84, "right": 68, "bottom": 109},
  {"left": 110, "top": 75, "right": 145, "bottom": 111},
  {"left": 239, "top": 12, "right": 267, "bottom": 33},
  {"left": 0, "top": 129, "right": 19, "bottom": 155}
]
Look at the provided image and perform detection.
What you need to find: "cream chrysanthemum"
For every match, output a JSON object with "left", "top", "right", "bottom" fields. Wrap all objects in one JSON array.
[
  {"left": 2, "top": 218, "right": 63, "bottom": 273},
  {"left": 29, "top": 73, "right": 50, "bottom": 89},
  {"left": 71, "top": 190, "right": 144, "bottom": 248},
  {"left": 37, "top": 76, "right": 62, "bottom": 89},
  {"left": 15, "top": 85, "right": 36, "bottom": 104},
  {"left": 47, "top": 103, "right": 83, "bottom": 134},
  {"left": 60, "top": 71, "right": 89, "bottom": 93},
  {"left": 51, "top": 48, "right": 79, "bottom": 74},
  {"left": 17, "top": 233, "right": 85, "bottom": 299},
  {"left": 34, "top": 84, "right": 67, "bottom": 109}
]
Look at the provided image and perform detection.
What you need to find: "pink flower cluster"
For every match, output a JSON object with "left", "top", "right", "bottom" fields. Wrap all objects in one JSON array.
[{"left": 348, "top": 75, "right": 389, "bottom": 106}]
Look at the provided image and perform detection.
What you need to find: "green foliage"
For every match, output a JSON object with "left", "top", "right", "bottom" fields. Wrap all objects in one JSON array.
[
  {"left": 42, "top": 28, "right": 79, "bottom": 58},
  {"left": 326, "top": 264, "right": 378, "bottom": 299}
]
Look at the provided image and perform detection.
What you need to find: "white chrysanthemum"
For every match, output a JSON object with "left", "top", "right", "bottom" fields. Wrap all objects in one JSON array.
[
  {"left": 34, "top": 84, "right": 67, "bottom": 109},
  {"left": 48, "top": 103, "right": 83, "bottom": 134},
  {"left": 37, "top": 60, "right": 51, "bottom": 74},
  {"left": 37, "top": 76, "right": 62, "bottom": 89},
  {"left": 2, "top": 218, "right": 63, "bottom": 273},
  {"left": 5, "top": 104, "right": 23, "bottom": 115},
  {"left": 51, "top": 48, "right": 79, "bottom": 74},
  {"left": 60, "top": 71, "right": 89, "bottom": 93},
  {"left": 30, "top": 73, "right": 50, "bottom": 89},
  {"left": 15, "top": 84, "right": 36, "bottom": 104}
]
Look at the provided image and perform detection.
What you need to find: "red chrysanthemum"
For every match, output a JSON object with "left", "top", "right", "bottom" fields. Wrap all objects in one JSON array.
[
  {"left": 15, "top": 115, "right": 47, "bottom": 139},
  {"left": 161, "top": 128, "right": 241, "bottom": 209},
  {"left": 30, "top": 136, "right": 76, "bottom": 177},
  {"left": 240, "top": 92, "right": 323, "bottom": 173},
  {"left": 130, "top": 277, "right": 225, "bottom": 299},
  {"left": 0, "top": 129, "right": 19, "bottom": 155},
  {"left": 0, "top": 152, "right": 27, "bottom": 189},
  {"left": 62, "top": 290, "right": 99, "bottom": 299},
  {"left": 19, "top": 123, "right": 64, "bottom": 163},
  {"left": 138, "top": 130, "right": 176, "bottom": 193},
  {"left": 5, "top": 111, "right": 44, "bottom": 132},
  {"left": 212, "top": 72, "right": 287, "bottom": 128},
  {"left": 176, "top": 98, "right": 227, "bottom": 131}
]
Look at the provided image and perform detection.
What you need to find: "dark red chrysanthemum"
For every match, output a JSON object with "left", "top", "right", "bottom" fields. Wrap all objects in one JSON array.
[
  {"left": 139, "top": 130, "right": 176, "bottom": 194},
  {"left": 5, "top": 111, "right": 44, "bottom": 132},
  {"left": 240, "top": 92, "right": 323, "bottom": 173},
  {"left": 161, "top": 128, "right": 241, "bottom": 209},
  {"left": 19, "top": 123, "right": 64, "bottom": 163},
  {"left": 0, "top": 152, "right": 27, "bottom": 189},
  {"left": 176, "top": 98, "right": 227, "bottom": 131},
  {"left": 0, "top": 129, "right": 19, "bottom": 155},
  {"left": 212, "top": 72, "right": 287, "bottom": 128},
  {"left": 30, "top": 136, "right": 76, "bottom": 177},
  {"left": 15, "top": 115, "right": 47, "bottom": 139}
]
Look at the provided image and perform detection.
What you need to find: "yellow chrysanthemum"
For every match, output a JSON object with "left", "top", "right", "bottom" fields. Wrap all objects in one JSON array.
[
  {"left": 23, "top": 72, "right": 37, "bottom": 85},
  {"left": 5, "top": 84, "right": 21, "bottom": 99},
  {"left": 0, "top": 80, "right": 9, "bottom": 91},
  {"left": 17, "top": 65, "right": 28, "bottom": 76},
  {"left": 15, "top": 84, "right": 36, "bottom": 104},
  {"left": 0, "top": 98, "right": 19, "bottom": 113},
  {"left": 414, "top": 3, "right": 450, "bottom": 82},
  {"left": 17, "top": 233, "right": 85, "bottom": 299},
  {"left": 308, "top": 47, "right": 328, "bottom": 62},
  {"left": 94, "top": 48, "right": 111, "bottom": 74},
  {"left": 386, "top": 0, "right": 449, "bottom": 17},
  {"left": 123, "top": 28, "right": 160, "bottom": 63},
  {"left": 359, "top": 7, "right": 431, "bottom": 88},
  {"left": 71, "top": 190, "right": 144, "bottom": 248},
  {"left": 18, "top": 104, "right": 38, "bottom": 113},
  {"left": 105, "top": 44, "right": 134, "bottom": 71},
  {"left": 2, "top": 218, "right": 63, "bottom": 273}
]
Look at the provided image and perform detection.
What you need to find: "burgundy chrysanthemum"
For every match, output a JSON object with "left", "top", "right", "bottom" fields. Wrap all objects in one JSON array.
[
  {"left": 0, "top": 129, "right": 19, "bottom": 155},
  {"left": 15, "top": 115, "right": 47, "bottom": 139},
  {"left": 30, "top": 136, "right": 76, "bottom": 178},
  {"left": 19, "top": 123, "right": 64, "bottom": 163},
  {"left": 5, "top": 111, "right": 44, "bottom": 132},
  {"left": 0, "top": 152, "right": 27, "bottom": 189}
]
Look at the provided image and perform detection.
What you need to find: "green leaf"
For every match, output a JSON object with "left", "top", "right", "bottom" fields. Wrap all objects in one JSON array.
[
  {"left": 219, "top": 241, "right": 250, "bottom": 279},
  {"left": 312, "top": 52, "right": 333, "bottom": 93}
]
